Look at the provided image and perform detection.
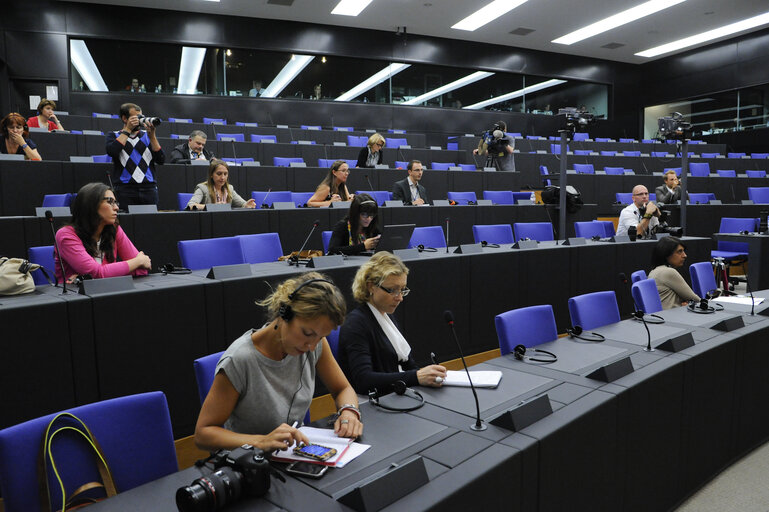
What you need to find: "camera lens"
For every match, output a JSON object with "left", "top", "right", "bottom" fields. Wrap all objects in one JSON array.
[{"left": 176, "top": 467, "right": 243, "bottom": 512}]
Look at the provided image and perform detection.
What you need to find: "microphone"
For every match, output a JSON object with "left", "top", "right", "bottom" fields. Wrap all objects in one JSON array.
[
  {"left": 445, "top": 217, "right": 450, "bottom": 253},
  {"left": 745, "top": 265, "right": 756, "bottom": 316},
  {"left": 230, "top": 139, "right": 237, "bottom": 160},
  {"left": 290, "top": 219, "right": 320, "bottom": 266},
  {"left": 45, "top": 210, "right": 68, "bottom": 293},
  {"left": 364, "top": 174, "right": 374, "bottom": 191},
  {"left": 619, "top": 273, "right": 653, "bottom": 351},
  {"left": 261, "top": 188, "right": 272, "bottom": 209},
  {"left": 105, "top": 169, "right": 115, "bottom": 191},
  {"left": 543, "top": 204, "right": 559, "bottom": 244},
  {"left": 443, "top": 310, "right": 486, "bottom": 431}
]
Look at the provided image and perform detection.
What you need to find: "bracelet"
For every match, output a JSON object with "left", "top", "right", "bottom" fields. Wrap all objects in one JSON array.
[
  {"left": 337, "top": 404, "right": 361, "bottom": 421},
  {"left": 120, "top": 130, "right": 131, "bottom": 136},
  {"left": 643, "top": 214, "right": 652, "bottom": 219},
  {"left": 20, "top": 143, "right": 29, "bottom": 150}
]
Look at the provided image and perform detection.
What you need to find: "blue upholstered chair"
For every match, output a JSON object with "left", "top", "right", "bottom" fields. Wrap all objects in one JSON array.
[
  {"left": 689, "top": 193, "right": 715, "bottom": 204},
  {"left": 92, "top": 154, "right": 112, "bottom": 163},
  {"left": 394, "top": 161, "right": 409, "bottom": 169},
  {"left": 193, "top": 351, "right": 224, "bottom": 405},
  {"left": 472, "top": 224, "right": 514, "bottom": 245},
  {"left": 573, "top": 150, "right": 591, "bottom": 156},
  {"left": 203, "top": 117, "right": 226, "bottom": 125},
  {"left": 495, "top": 305, "right": 558, "bottom": 355},
  {"left": 251, "top": 191, "right": 292, "bottom": 208},
  {"left": 356, "top": 190, "right": 390, "bottom": 206},
  {"left": 701, "top": 152, "right": 720, "bottom": 158},
  {"left": 630, "top": 270, "right": 647, "bottom": 283},
  {"left": 595, "top": 137, "right": 612, "bottom": 143},
  {"left": 573, "top": 222, "right": 605, "bottom": 239},
  {"left": 447, "top": 191, "right": 477, "bottom": 205},
  {"left": 0, "top": 392, "right": 177, "bottom": 512},
  {"left": 388, "top": 138, "right": 408, "bottom": 148},
  {"left": 178, "top": 236, "right": 245, "bottom": 270},
  {"left": 458, "top": 164, "right": 476, "bottom": 171},
  {"left": 42, "top": 193, "right": 74, "bottom": 207},
  {"left": 568, "top": 291, "right": 621, "bottom": 330},
  {"left": 291, "top": 192, "right": 315, "bottom": 207},
  {"left": 347, "top": 136, "right": 368, "bottom": 147},
  {"left": 600, "top": 151, "right": 617, "bottom": 157},
  {"left": 616, "top": 193, "right": 633, "bottom": 204},
  {"left": 651, "top": 151, "right": 668, "bottom": 157},
  {"left": 221, "top": 157, "right": 254, "bottom": 164},
  {"left": 604, "top": 167, "right": 624, "bottom": 175},
  {"left": 624, "top": 150, "right": 641, "bottom": 157},
  {"left": 28, "top": 245, "right": 55, "bottom": 285},
  {"left": 326, "top": 328, "right": 341, "bottom": 359},
  {"left": 689, "top": 261, "right": 718, "bottom": 298},
  {"left": 177, "top": 192, "right": 193, "bottom": 210},
  {"left": 273, "top": 157, "right": 304, "bottom": 167},
  {"left": 431, "top": 162, "right": 455, "bottom": 170},
  {"left": 631, "top": 278, "right": 663, "bottom": 314},
  {"left": 483, "top": 190, "right": 515, "bottom": 205},
  {"left": 727, "top": 152, "right": 746, "bottom": 158},
  {"left": 235, "top": 121, "right": 257, "bottom": 127},
  {"left": 664, "top": 167, "right": 681, "bottom": 176},
  {"left": 688, "top": 162, "right": 710, "bottom": 177},
  {"left": 751, "top": 153, "right": 769, "bottom": 159},
  {"left": 301, "top": 125, "right": 321, "bottom": 130},
  {"left": 746, "top": 170, "right": 767, "bottom": 179},
  {"left": 322, "top": 231, "right": 333, "bottom": 254},
  {"left": 619, "top": 138, "right": 635, "bottom": 143},
  {"left": 572, "top": 132, "right": 589, "bottom": 141},
  {"left": 513, "top": 222, "right": 554, "bottom": 242},
  {"left": 251, "top": 134, "right": 277, "bottom": 143},
  {"left": 712, "top": 217, "right": 759, "bottom": 261},
  {"left": 237, "top": 233, "right": 283, "bottom": 264},
  {"left": 716, "top": 170, "right": 736, "bottom": 177},
  {"left": 574, "top": 163, "right": 595, "bottom": 174},
  {"left": 409, "top": 226, "right": 447, "bottom": 249},
  {"left": 168, "top": 118, "right": 192, "bottom": 123},
  {"left": 216, "top": 133, "right": 245, "bottom": 142},
  {"left": 333, "top": 126, "right": 353, "bottom": 131},
  {"left": 748, "top": 187, "right": 769, "bottom": 203}
]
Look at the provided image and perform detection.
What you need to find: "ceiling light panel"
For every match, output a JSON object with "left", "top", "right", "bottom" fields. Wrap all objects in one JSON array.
[
  {"left": 177, "top": 47, "right": 207, "bottom": 95},
  {"left": 335, "top": 63, "right": 410, "bottom": 102},
  {"left": 262, "top": 54, "right": 315, "bottom": 98},
  {"left": 452, "top": 0, "right": 529, "bottom": 32},
  {"left": 69, "top": 40, "right": 108, "bottom": 92},
  {"left": 636, "top": 10, "right": 769, "bottom": 58},
  {"left": 552, "top": 0, "right": 686, "bottom": 45},
  {"left": 464, "top": 79, "right": 566, "bottom": 110},
  {"left": 401, "top": 71, "right": 494, "bottom": 106},
  {"left": 332, "top": 0, "right": 373, "bottom": 16}
]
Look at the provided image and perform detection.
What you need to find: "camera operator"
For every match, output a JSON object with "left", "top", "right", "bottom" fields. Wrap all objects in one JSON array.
[
  {"left": 105, "top": 102, "right": 165, "bottom": 208},
  {"left": 473, "top": 120, "right": 515, "bottom": 172},
  {"left": 616, "top": 185, "right": 660, "bottom": 239},
  {"left": 654, "top": 170, "right": 686, "bottom": 205}
]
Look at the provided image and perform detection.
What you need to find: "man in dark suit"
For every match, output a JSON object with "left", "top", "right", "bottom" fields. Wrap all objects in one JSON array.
[
  {"left": 391, "top": 160, "right": 430, "bottom": 205},
  {"left": 654, "top": 169, "right": 686, "bottom": 204},
  {"left": 169, "top": 130, "right": 215, "bottom": 163}
]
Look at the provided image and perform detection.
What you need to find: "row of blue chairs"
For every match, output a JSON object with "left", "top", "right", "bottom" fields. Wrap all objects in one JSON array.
[{"left": 569, "top": 162, "right": 766, "bottom": 178}]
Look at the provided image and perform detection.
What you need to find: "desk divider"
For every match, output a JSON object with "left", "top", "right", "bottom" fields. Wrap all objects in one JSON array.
[{"left": 337, "top": 456, "right": 429, "bottom": 512}]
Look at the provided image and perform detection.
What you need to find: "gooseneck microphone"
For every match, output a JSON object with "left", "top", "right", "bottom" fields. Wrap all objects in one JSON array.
[
  {"left": 45, "top": 210, "right": 68, "bottom": 293},
  {"left": 744, "top": 268, "right": 756, "bottom": 316},
  {"left": 290, "top": 219, "right": 320, "bottom": 266},
  {"left": 443, "top": 310, "right": 486, "bottom": 431},
  {"left": 445, "top": 217, "right": 450, "bottom": 253},
  {"left": 364, "top": 174, "right": 375, "bottom": 191},
  {"left": 619, "top": 273, "right": 653, "bottom": 351}
]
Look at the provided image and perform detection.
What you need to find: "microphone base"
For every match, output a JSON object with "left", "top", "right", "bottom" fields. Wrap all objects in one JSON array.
[
  {"left": 470, "top": 422, "right": 488, "bottom": 431},
  {"left": 643, "top": 346, "right": 655, "bottom": 352}
]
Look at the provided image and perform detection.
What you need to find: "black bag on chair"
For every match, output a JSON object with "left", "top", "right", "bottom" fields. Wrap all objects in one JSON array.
[{"left": 540, "top": 185, "right": 583, "bottom": 213}]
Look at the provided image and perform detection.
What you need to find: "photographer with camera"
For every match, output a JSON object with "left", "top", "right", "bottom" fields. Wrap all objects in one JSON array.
[
  {"left": 616, "top": 185, "right": 660, "bottom": 239},
  {"left": 655, "top": 170, "right": 687, "bottom": 205},
  {"left": 105, "top": 102, "right": 165, "bottom": 208},
  {"left": 473, "top": 120, "right": 515, "bottom": 171}
]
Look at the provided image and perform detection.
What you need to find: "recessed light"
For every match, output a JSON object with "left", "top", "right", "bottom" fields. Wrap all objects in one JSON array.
[
  {"left": 452, "top": 0, "right": 529, "bottom": 32},
  {"left": 332, "top": 0, "right": 374, "bottom": 16}
]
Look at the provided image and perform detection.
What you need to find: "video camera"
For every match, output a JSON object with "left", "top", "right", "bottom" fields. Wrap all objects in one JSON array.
[
  {"left": 657, "top": 112, "right": 690, "bottom": 140},
  {"left": 638, "top": 204, "right": 683, "bottom": 237},
  {"left": 176, "top": 444, "right": 282, "bottom": 511},
  {"left": 557, "top": 107, "right": 600, "bottom": 133},
  {"left": 481, "top": 124, "right": 509, "bottom": 154}
]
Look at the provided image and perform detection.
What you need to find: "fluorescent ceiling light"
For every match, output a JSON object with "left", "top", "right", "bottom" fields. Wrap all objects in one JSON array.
[
  {"left": 69, "top": 40, "right": 108, "bottom": 92},
  {"left": 464, "top": 79, "right": 566, "bottom": 110},
  {"left": 262, "top": 54, "right": 315, "bottom": 98},
  {"left": 636, "top": 10, "right": 769, "bottom": 58},
  {"left": 552, "top": 0, "right": 686, "bottom": 45},
  {"left": 177, "top": 47, "right": 207, "bottom": 95},
  {"left": 452, "top": 0, "right": 528, "bottom": 32},
  {"left": 401, "top": 71, "right": 494, "bottom": 105},
  {"left": 335, "top": 63, "right": 411, "bottom": 102},
  {"left": 332, "top": 0, "right": 373, "bottom": 16}
]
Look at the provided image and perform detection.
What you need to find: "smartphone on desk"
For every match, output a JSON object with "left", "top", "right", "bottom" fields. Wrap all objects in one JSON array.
[
  {"left": 293, "top": 443, "right": 337, "bottom": 461},
  {"left": 286, "top": 461, "right": 328, "bottom": 479}
]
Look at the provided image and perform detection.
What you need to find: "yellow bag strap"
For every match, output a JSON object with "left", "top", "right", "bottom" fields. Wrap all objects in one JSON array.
[{"left": 37, "top": 412, "right": 118, "bottom": 512}]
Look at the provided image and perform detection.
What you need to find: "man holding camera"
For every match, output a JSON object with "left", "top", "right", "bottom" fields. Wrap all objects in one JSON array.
[
  {"left": 616, "top": 185, "right": 660, "bottom": 239},
  {"left": 473, "top": 120, "right": 515, "bottom": 172},
  {"left": 106, "top": 102, "right": 165, "bottom": 208},
  {"left": 654, "top": 169, "right": 686, "bottom": 205}
]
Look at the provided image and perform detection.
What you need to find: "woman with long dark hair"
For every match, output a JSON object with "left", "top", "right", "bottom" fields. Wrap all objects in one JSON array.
[
  {"left": 307, "top": 160, "right": 354, "bottom": 207},
  {"left": 327, "top": 193, "right": 381, "bottom": 255},
  {"left": 186, "top": 159, "right": 256, "bottom": 209},
  {"left": 648, "top": 236, "right": 700, "bottom": 309},
  {"left": 54, "top": 182, "right": 151, "bottom": 283}
]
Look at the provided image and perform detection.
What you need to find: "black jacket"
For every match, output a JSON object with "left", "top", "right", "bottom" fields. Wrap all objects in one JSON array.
[
  {"left": 169, "top": 142, "right": 215, "bottom": 164},
  {"left": 391, "top": 177, "right": 430, "bottom": 205},
  {"left": 327, "top": 218, "right": 380, "bottom": 255},
  {"left": 654, "top": 184, "right": 686, "bottom": 204},
  {"left": 338, "top": 304, "right": 419, "bottom": 394},
  {"left": 356, "top": 147, "right": 383, "bottom": 168}
]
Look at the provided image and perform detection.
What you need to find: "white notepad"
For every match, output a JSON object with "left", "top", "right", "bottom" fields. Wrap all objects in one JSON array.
[
  {"left": 271, "top": 426, "right": 370, "bottom": 467},
  {"left": 443, "top": 370, "right": 502, "bottom": 388}
]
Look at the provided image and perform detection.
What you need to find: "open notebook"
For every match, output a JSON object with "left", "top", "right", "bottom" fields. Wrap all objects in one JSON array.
[
  {"left": 443, "top": 370, "right": 502, "bottom": 388},
  {"left": 271, "top": 426, "right": 370, "bottom": 467}
]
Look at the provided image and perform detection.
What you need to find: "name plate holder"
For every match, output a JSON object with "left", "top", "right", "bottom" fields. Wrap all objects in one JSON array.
[
  {"left": 489, "top": 394, "right": 553, "bottom": 432},
  {"left": 393, "top": 248, "right": 421, "bottom": 260},
  {"left": 78, "top": 275, "right": 135, "bottom": 296},
  {"left": 453, "top": 243, "right": 483, "bottom": 254},
  {"left": 127, "top": 204, "right": 158, "bottom": 214},
  {"left": 206, "top": 263, "right": 253, "bottom": 279},
  {"left": 307, "top": 255, "right": 345, "bottom": 269},
  {"left": 612, "top": 235, "right": 631, "bottom": 243},
  {"left": 513, "top": 239, "right": 539, "bottom": 250},
  {"left": 711, "top": 315, "right": 745, "bottom": 332},
  {"left": 561, "top": 237, "right": 587, "bottom": 246},
  {"left": 586, "top": 356, "right": 634, "bottom": 383},
  {"left": 384, "top": 200, "right": 405, "bottom": 207},
  {"left": 657, "top": 332, "right": 695, "bottom": 352},
  {"left": 337, "top": 456, "right": 429, "bottom": 512},
  {"left": 331, "top": 201, "right": 352, "bottom": 209},
  {"left": 205, "top": 203, "right": 232, "bottom": 212}
]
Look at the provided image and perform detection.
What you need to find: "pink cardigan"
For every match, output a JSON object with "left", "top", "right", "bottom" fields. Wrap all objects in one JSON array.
[{"left": 54, "top": 225, "right": 148, "bottom": 282}]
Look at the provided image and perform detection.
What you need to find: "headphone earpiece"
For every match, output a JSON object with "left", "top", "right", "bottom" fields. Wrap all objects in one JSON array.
[
  {"left": 279, "top": 278, "right": 335, "bottom": 322},
  {"left": 368, "top": 380, "right": 424, "bottom": 412},
  {"left": 566, "top": 325, "right": 606, "bottom": 342},
  {"left": 513, "top": 344, "right": 558, "bottom": 363},
  {"left": 279, "top": 303, "right": 294, "bottom": 321},
  {"left": 481, "top": 241, "right": 500, "bottom": 248}
]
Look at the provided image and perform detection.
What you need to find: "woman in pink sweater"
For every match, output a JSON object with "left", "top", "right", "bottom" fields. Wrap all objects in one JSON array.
[{"left": 55, "top": 182, "right": 152, "bottom": 283}]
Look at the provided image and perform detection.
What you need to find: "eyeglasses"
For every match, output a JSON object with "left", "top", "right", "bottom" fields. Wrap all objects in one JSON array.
[
  {"left": 378, "top": 284, "right": 410, "bottom": 297},
  {"left": 103, "top": 197, "right": 119, "bottom": 207},
  {"left": 336, "top": 168, "right": 351, "bottom": 174},
  {"left": 360, "top": 212, "right": 375, "bottom": 219}
]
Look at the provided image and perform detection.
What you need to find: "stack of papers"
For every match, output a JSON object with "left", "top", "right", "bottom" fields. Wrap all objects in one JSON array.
[
  {"left": 713, "top": 296, "right": 765, "bottom": 306},
  {"left": 443, "top": 370, "right": 502, "bottom": 388},
  {"left": 271, "top": 426, "right": 370, "bottom": 467}
]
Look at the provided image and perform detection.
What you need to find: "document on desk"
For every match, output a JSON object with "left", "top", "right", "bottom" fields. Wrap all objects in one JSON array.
[
  {"left": 271, "top": 426, "right": 370, "bottom": 467},
  {"left": 713, "top": 296, "right": 765, "bottom": 306},
  {"left": 443, "top": 370, "right": 502, "bottom": 388}
]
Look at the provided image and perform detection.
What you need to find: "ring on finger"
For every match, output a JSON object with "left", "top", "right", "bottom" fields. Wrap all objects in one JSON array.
[
  {"left": 435, "top": 376, "right": 444, "bottom": 383},
  {"left": 340, "top": 419, "right": 350, "bottom": 424}
]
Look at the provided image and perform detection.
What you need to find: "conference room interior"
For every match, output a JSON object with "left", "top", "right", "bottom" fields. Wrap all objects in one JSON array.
[{"left": 3, "top": 1, "right": 769, "bottom": 511}]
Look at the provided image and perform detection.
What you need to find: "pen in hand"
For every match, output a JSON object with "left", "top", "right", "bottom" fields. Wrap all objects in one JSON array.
[{"left": 430, "top": 352, "right": 438, "bottom": 365}]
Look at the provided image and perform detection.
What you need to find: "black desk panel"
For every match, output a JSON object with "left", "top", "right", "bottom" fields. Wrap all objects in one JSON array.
[
  {"left": 0, "top": 216, "right": 30, "bottom": 259},
  {"left": 28, "top": 131, "right": 79, "bottom": 161},
  {"left": 714, "top": 233, "right": 769, "bottom": 290},
  {"left": 121, "top": 211, "right": 205, "bottom": 268},
  {"left": 0, "top": 161, "right": 66, "bottom": 216}
]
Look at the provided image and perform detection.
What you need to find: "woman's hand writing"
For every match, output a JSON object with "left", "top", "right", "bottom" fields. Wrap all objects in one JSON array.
[{"left": 417, "top": 364, "right": 447, "bottom": 387}]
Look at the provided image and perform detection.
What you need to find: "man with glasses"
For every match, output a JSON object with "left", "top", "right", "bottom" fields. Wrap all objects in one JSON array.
[
  {"left": 170, "top": 130, "right": 214, "bottom": 163},
  {"left": 616, "top": 185, "right": 660, "bottom": 238},
  {"left": 392, "top": 160, "right": 430, "bottom": 205}
]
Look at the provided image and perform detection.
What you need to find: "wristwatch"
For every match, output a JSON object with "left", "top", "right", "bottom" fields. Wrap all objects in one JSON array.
[{"left": 120, "top": 130, "right": 131, "bottom": 136}]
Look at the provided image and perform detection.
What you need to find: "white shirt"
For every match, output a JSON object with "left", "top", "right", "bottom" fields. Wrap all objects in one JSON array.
[
  {"left": 408, "top": 176, "right": 420, "bottom": 202},
  {"left": 616, "top": 203, "right": 659, "bottom": 238}
]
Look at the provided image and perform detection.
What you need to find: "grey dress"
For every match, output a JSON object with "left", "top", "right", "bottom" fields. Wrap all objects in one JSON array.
[{"left": 187, "top": 183, "right": 249, "bottom": 208}]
